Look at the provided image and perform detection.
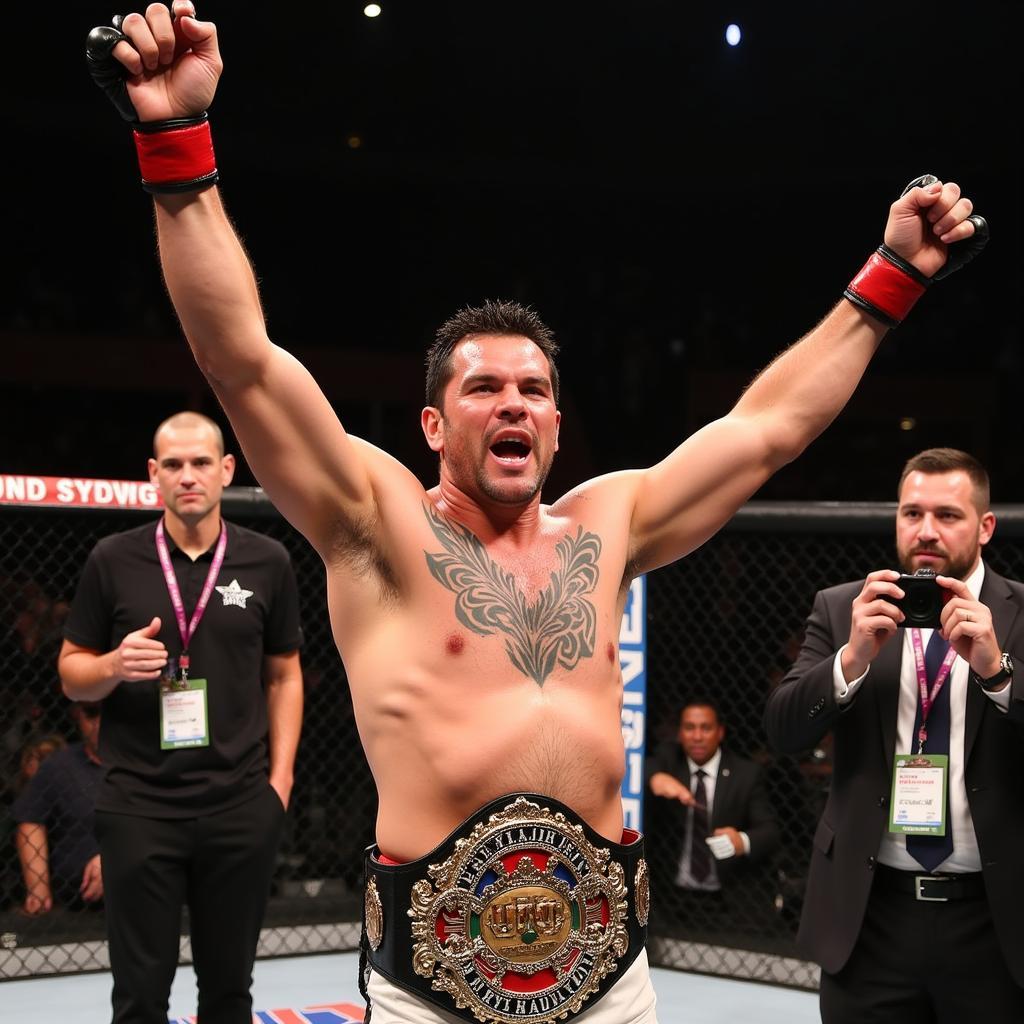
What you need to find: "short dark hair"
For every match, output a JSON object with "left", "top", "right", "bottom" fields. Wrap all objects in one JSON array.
[
  {"left": 679, "top": 696, "right": 723, "bottom": 724},
  {"left": 425, "top": 299, "right": 560, "bottom": 409},
  {"left": 898, "top": 448, "right": 990, "bottom": 511}
]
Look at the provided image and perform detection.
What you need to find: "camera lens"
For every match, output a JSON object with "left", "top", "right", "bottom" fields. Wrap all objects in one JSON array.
[{"left": 899, "top": 576, "right": 942, "bottom": 628}]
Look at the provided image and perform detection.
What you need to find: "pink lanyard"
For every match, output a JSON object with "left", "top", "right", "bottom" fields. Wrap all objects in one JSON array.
[
  {"left": 910, "top": 628, "right": 958, "bottom": 754},
  {"left": 155, "top": 518, "right": 227, "bottom": 674}
]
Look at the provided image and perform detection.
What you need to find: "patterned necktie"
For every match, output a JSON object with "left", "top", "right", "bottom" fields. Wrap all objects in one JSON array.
[
  {"left": 690, "top": 768, "right": 711, "bottom": 882},
  {"left": 906, "top": 631, "right": 954, "bottom": 872}
]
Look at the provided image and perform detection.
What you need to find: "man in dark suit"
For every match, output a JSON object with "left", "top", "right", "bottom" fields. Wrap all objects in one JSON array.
[
  {"left": 647, "top": 697, "right": 779, "bottom": 937},
  {"left": 765, "top": 448, "right": 1024, "bottom": 1022}
]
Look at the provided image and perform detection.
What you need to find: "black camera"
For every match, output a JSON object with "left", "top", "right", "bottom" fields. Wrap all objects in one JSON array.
[{"left": 891, "top": 568, "right": 945, "bottom": 629}]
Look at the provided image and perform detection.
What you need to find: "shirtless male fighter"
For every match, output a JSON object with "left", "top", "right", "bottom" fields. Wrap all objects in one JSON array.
[{"left": 86, "top": 4, "right": 986, "bottom": 1022}]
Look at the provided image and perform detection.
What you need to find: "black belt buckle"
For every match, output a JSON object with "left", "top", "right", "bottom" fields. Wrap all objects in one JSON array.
[{"left": 914, "top": 874, "right": 950, "bottom": 902}]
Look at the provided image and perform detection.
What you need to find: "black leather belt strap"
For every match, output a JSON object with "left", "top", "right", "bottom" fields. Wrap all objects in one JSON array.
[
  {"left": 875, "top": 863, "right": 986, "bottom": 901},
  {"left": 362, "top": 792, "right": 648, "bottom": 1023}
]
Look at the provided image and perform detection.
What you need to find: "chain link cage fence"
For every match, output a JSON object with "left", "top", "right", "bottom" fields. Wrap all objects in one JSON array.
[
  {"left": 1, "top": 494, "right": 1022, "bottom": 990},
  {"left": 0, "top": 492, "right": 369, "bottom": 979},
  {"left": 645, "top": 502, "right": 1024, "bottom": 989}
]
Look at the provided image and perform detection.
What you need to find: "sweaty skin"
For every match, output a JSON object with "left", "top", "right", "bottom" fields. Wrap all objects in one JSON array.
[
  {"left": 105, "top": 0, "right": 980, "bottom": 865},
  {"left": 319, "top": 336, "right": 647, "bottom": 858},
  {"left": 337, "top": 483, "right": 635, "bottom": 860}
]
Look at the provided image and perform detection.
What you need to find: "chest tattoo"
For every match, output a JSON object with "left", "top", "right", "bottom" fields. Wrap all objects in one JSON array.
[{"left": 423, "top": 505, "right": 602, "bottom": 687}]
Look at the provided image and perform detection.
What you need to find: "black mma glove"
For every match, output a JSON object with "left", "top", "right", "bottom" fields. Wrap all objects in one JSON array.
[
  {"left": 845, "top": 173, "right": 989, "bottom": 327},
  {"left": 85, "top": 10, "right": 218, "bottom": 193}
]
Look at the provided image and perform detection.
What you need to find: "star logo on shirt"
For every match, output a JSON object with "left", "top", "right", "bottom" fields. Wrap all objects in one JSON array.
[{"left": 216, "top": 579, "right": 254, "bottom": 609}]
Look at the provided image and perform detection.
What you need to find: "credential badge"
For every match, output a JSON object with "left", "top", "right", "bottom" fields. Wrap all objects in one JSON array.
[{"left": 408, "top": 796, "right": 629, "bottom": 1024}]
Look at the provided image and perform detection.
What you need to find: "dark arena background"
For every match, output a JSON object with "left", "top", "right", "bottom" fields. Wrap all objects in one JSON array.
[{"left": 0, "top": 0, "right": 1021, "bottom": 1017}]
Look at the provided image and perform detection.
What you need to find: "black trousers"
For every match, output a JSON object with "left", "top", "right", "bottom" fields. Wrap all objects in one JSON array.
[
  {"left": 96, "top": 785, "right": 286, "bottom": 1024},
  {"left": 820, "top": 872, "right": 1024, "bottom": 1024}
]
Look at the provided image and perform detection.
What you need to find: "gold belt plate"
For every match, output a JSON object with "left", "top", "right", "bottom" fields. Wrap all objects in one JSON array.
[{"left": 408, "top": 796, "right": 630, "bottom": 1024}]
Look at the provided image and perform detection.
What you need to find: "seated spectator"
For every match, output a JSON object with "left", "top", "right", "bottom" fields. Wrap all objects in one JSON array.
[
  {"left": 1, "top": 731, "right": 68, "bottom": 910},
  {"left": 1, "top": 690, "right": 50, "bottom": 801},
  {"left": 12, "top": 701, "right": 104, "bottom": 915},
  {"left": 16, "top": 733, "right": 67, "bottom": 793},
  {"left": 646, "top": 697, "right": 780, "bottom": 935}
]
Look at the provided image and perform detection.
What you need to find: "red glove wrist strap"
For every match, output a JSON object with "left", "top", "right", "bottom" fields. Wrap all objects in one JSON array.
[
  {"left": 844, "top": 249, "right": 929, "bottom": 328},
  {"left": 132, "top": 116, "right": 218, "bottom": 194}
]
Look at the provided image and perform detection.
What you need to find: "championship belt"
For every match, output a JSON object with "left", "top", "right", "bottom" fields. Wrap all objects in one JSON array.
[{"left": 363, "top": 793, "right": 649, "bottom": 1024}]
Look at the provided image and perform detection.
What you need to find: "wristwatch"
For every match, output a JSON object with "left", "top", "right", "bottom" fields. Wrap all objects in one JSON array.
[{"left": 975, "top": 652, "right": 1014, "bottom": 692}]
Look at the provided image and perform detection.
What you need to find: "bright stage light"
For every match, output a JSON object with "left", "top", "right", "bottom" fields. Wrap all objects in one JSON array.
[
  {"left": 364, "top": 4, "right": 382, "bottom": 17},
  {"left": 725, "top": 24, "right": 742, "bottom": 47}
]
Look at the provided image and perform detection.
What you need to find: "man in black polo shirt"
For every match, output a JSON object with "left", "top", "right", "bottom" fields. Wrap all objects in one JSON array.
[{"left": 58, "top": 411, "right": 303, "bottom": 1024}]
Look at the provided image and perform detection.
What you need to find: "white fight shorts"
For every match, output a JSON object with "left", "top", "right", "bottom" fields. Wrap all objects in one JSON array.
[{"left": 367, "top": 948, "right": 659, "bottom": 1024}]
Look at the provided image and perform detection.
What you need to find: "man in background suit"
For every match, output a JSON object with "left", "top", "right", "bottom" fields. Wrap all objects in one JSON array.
[
  {"left": 765, "top": 448, "right": 1024, "bottom": 1022},
  {"left": 647, "top": 697, "right": 779, "bottom": 935}
]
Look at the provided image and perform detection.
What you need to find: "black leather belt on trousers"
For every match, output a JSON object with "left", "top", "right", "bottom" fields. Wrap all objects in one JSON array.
[
  {"left": 361, "top": 792, "right": 649, "bottom": 1024},
  {"left": 875, "top": 863, "right": 986, "bottom": 902}
]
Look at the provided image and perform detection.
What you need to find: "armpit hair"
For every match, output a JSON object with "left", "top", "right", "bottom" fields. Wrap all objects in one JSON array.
[
  {"left": 621, "top": 555, "right": 641, "bottom": 592},
  {"left": 325, "top": 510, "right": 400, "bottom": 603}
]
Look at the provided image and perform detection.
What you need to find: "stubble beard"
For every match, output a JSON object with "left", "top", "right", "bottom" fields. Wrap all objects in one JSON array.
[
  {"left": 475, "top": 455, "right": 552, "bottom": 506},
  {"left": 445, "top": 429, "right": 555, "bottom": 507}
]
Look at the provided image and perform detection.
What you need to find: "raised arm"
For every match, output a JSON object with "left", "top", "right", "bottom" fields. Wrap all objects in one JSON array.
[
  {"left": 628, "top": 178, "right": 985, "bottom": 574},
  {"left": 87, "top": 3, "right": 382, "bottom": 553}
]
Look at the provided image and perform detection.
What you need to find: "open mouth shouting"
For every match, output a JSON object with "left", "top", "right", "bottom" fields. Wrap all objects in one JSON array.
[{"left": 488, "top": 429, "right": 533, "bottom": 467}]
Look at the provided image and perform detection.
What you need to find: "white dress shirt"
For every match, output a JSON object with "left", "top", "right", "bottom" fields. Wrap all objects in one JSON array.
[{"left": 832, "top": 561, "right": 1009, "bottom": 872}]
